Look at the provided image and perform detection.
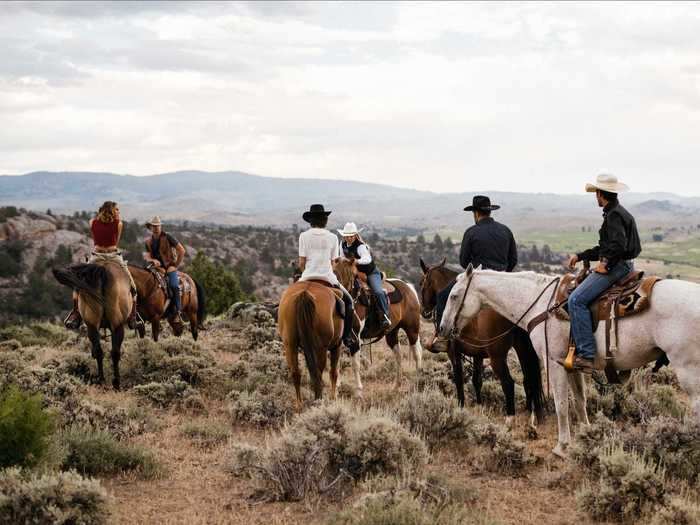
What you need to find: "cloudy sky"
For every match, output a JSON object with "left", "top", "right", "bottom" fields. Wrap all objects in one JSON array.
[{"left": 2, "top": 1, "right": 700, "bottom": 194}]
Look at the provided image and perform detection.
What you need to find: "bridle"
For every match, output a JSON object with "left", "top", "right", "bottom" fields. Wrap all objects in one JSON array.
[{"left": 447, "top": 271, "right": 561, "bottom": 349}]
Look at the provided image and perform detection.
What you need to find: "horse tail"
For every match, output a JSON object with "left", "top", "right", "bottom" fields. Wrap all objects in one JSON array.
[
  {"left": 193, "top": 278, "right": 206, "bottom": 327},
  {"left": 52, "top": 264, "right": 108, "bottom": 304},
  {"left": 516, "top": 327, "right": 546, "bottom": 422},
  {"left": 295, "top": 290, "right": 323, "bottom": 399}
]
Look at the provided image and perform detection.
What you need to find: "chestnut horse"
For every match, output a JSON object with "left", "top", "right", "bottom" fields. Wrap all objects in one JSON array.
[
  {"left": 419, "top": 258, "right": 544, "bottom": 424},
  {"left": 53, "top": 262, "right": 131, "bottom": 389},
  {"left": 278, "top": 280, "right": 344, "bottom": 410},
  {"left": 128, "top": 265, "right": 206, "bottom": 341},
  {"left": 334, "top": 258, "right": 423, "bottom": 392}
]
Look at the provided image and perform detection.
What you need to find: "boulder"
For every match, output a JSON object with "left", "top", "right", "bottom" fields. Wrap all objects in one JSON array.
[{"left": 226, "top": 302, "right": 276, "bottom": 329}]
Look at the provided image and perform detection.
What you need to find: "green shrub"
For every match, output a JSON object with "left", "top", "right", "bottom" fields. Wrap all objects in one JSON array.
[
  {"left": 395, "top": 388, "right": 478, "bottom": 450},
  {"left": 186, "top": 251, "right": 246, "bottom": 316},
  {"left": 59, "top": 396, "right": 151, "bottom": 441},
  {"left": 649, "top": 496, "right": 700, "bottom": 525},
  {"left": 181, "top": 421, "right": 230, "bottom": 449},
  {"left": 0, "top": 467, "right": 109, "bottom": 525},
  {"left": 577, "top": 446, "right": 666, "bottom": 522},
  {"left": 229, "top": 403, "right": 428, "bottom": 501},
  {"left": 0, "top": 386, "right": 54, "bottom": 468},
  {"left": 228, "top": 383, "right": 293, "bottom": 427},
  {"left": 0, "top": 323, "right": 71, "bottom": 347},
  {"left": 60, "top": 426, "right": 159, "bottom": 478},
  {"left": 622, "top": 417, "right": 700, "bottom": 484},
  {"left": 132, "top": 376, "right": 205, "bottom": 413},
  {"left": 571, "top": 413, "right": 620, "bottom": 471},
  {"left": 54, "top": 352, "right": 94, "bottom": 383}
]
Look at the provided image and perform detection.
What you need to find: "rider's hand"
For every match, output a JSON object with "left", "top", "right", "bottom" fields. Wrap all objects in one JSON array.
[
  {"left": 167, "top": 265, "right": 176, "bottom": 273},
  {"left": 567, "top": 254, "right": 579, "bottom": 270},
  {"left": 594, "top": 262, "right": 608, "bottom": 274},
  {"left": 152, "top": 260, "right": 161, "bottom": 268}
]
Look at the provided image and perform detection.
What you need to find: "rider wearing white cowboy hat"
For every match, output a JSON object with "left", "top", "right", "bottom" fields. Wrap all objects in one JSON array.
[
  {"left": 338, "top": 222, "right": 392, "bottom": 331},
  {"left": 560, "top": 173, "right": 641, "bottom": 373}
]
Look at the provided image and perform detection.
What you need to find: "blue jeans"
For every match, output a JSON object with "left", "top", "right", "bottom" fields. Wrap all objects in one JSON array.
[
  {"left": 168, "top": 271, "right": 181, "bottom": 313},
  {"left": 569, "top": 260, "right": 633, "bottom": 359},
  {"left": 366, "top": 271, "right": 390, "bottom": 317}
]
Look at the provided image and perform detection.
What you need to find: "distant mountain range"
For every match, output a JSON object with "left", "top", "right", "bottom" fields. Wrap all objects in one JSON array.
[{"left": 2, "top": 171, "right": 699, "bottom": 233}]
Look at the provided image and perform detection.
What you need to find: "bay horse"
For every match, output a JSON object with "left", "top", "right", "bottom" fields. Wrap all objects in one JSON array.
[
  {"left": 128, "top": 265, "right": 206, "bottom": 341},
  {"left": 419, "top": 258, "right": 545, "bottom": 425},
  {"left": 278, "top": 280, "right": 345, "bottom": 410},
  {"left": 53, "top": 262, "right": 131, "bottom": 389},
  {"left": 440, "top": 264, "right": 700, "bottom": 457},
  {"left": 334, "top": 258, "right": 423, "bottom": 393}
]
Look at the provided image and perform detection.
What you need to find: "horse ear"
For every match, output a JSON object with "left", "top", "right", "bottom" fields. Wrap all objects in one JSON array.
[
  {"left": 419, "top": 258, "right": 428, "bottom": 274},
  {"left": 439, "top": 257, "right": 446, "bottom": 267},
  {"left": 475, "top": 264, "right": 483, "bottom": 271},
  {"left": 466, "top": 263, "right": 473, "bottom": 276}
]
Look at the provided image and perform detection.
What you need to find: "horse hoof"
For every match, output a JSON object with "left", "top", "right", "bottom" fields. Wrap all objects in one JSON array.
[
  {"left": 552, "top": 444, "right": 568, "bottom": 459},
  {"left": 356, "top": 389, "right": 364, "bottom": 400}
]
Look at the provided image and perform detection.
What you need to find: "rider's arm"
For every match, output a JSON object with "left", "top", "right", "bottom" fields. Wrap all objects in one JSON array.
[
  {"left": 576, "top": 245, "right": 600, "bottom": 263},
  {"left": 116, "top": 221, "right": 123, "bottom": 246},
  {"left": 143, "top": 239, "right": 159, "bottom": 266},
  {"left": 356, "top": 244, "right": 372, "bottom": 265},
  {"left": 459, "top": 230, "right": 472, "bottom": 269},
  {"left": 174, "top": 243, "right": 186, "bottom": 268},
  {"left": 298, "top": 257, "right": 306, "bottom": 272},
  {"left": 599, "top": 212, "right": 626, "bottom": 271}
]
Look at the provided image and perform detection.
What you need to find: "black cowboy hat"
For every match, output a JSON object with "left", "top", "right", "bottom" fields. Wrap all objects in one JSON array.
[
  {"left": 302, "top": 203, "right": 332, "bottom": 223},
  {"left": 463, "top": 195, "right": 500, "bottom": 212}
]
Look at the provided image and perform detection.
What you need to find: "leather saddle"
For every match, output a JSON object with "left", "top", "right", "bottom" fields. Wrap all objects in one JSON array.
[
  {"left": 354, "top": 273, "right": 403, "bottom": 307},
  {"left": 148, "top": 266, "right": 191, "bottom": 308},
  {"left": 553, "top": 269, "right": 660, "bottom": 326},
  {"left": 307, "top": 279, "right": 346, "bottom": 318}
]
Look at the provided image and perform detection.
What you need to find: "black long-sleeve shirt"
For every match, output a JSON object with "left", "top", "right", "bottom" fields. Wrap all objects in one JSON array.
[
  {"left": 459, "top": 217, "right": 518, "bottom": 272},
  {"left": 577, "top": 201, "right": 641, "bottom": 270}
]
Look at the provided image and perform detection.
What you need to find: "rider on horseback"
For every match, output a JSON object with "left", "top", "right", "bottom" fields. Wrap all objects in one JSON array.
[
  {"left": 64, "top": 201, "right": 143, "bottom": 331},
  {"left": 143, "top": 216, "right": 187, "bottom": 326},
  {"left": 561, "top": 174, "right": 641, "bottom": 373},
  {"left": 431, "top": 195, "right": 517, "bottom": 349},
  {"left": 298, "top": 204, "right": 359, "bottom": 354},
  {"left": 338, "top": 222, "right": 392, "bottom": 331}
]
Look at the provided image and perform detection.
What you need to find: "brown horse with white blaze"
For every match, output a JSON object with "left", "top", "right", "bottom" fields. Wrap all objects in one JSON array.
[
  {"left": 334, "top": 258, "right": 423, "bottom": 392},
  {"left": 128, "top": 265, "right": 206, "bottom": 341},
  {"left": 53, "top": 262, "right": 131, "bottom": 389},
  {"left": 278, "top": 280, "right": 344, "bottom": 410}
]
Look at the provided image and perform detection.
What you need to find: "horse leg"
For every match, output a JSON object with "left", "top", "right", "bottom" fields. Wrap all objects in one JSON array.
[
  {"left": 491, "top": 353, "right": 516, "bottom": 425},
  {"left": 448, "top": 340, "right": 466, "bottom": 408},
  {"left": 284, "top": 342, "right": 303, "bottom": 411},
  {"left": 550, "top": 363, "right": 572, "bottom": 458},
  {"left": 152, "top": 318, "right": 160, "bottom": 342},
  {"left": 315, "top": 348, "right": 328, "bottom": 401},
  {"left": 407, "top": 329, "right": 423, "bottom": 372},
  {"left": 188, "top": 310, "right": 198, "bottom": 341},
  {"left": 111, "top": 325, "right": 125, "bottom": 390},
  {"left": 385, "top": 329, "right": 402, "bottom": 387},
  {"left": 567, "top": 371, "right": 589, "bottom": 426},
  {"left": 87, "top": 325, "right": 104, "bottom": 385},
  {"left": 472, "top": 354, "right": 484, "bottom": 404},
  {"left": 351, "top": 351, "right": 364, "bottom": 399},
  {"left": 329, "top": 346, "right": 340, "bottom": 401}
]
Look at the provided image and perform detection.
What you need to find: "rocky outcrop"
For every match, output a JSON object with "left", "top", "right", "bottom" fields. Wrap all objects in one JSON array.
[{"left": 0, "top": 214, "right": 58, "bottom": 241}]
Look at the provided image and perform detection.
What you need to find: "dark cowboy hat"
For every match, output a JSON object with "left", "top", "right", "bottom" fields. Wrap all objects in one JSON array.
[
  {"left": 463, "top": 195, "right": 500, "bottom": 212},
  {"left": 302, "top": 204, "right": 332, "bottom": 223}
]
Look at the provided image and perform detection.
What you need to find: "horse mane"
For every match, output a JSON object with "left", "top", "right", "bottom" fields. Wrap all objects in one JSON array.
[{"left": 52, "top": 264, "right": 108, "bottom": 306}]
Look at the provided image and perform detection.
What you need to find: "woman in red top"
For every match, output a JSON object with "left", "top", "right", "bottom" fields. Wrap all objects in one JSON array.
[{"left": 64, "top": 201, "right": 143, "bottom": 331}]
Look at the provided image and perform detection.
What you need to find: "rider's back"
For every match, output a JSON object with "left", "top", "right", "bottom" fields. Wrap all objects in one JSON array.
[{"left": 299, "top": 228, "right": 339, "bottom": 283}]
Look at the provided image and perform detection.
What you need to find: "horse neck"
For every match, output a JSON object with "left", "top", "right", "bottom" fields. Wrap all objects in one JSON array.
[
  {"left": 131, "top": 266, "right": 159, "bottom": 296},
  {"left": 473, "top": 271, "right": 555, "bottom": 329}
]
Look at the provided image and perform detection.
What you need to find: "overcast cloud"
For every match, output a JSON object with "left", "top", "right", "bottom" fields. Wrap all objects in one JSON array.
[{"left": 1, "top": 1, "right": 699, "bottom": 194}]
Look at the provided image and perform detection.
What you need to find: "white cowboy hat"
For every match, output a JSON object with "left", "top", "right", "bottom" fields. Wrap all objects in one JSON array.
[
  {"left": 337, "top": 222, "right": 364, "bottom": 236},
  {"left": 585, "top": 173, "right": 630, "bottom": 193},
  {"left": 145, "top": 215, "right": 162, "bottom": 227}
]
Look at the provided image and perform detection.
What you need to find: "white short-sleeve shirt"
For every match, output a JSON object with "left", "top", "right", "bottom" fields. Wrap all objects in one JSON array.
[{"left": 298, "top": 228, "right": 340, "bottom": 285}]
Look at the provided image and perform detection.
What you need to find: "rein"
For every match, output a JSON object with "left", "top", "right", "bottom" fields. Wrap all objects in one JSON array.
[{"left": 448, "top": 273, "right": 561, "bottom": 349}]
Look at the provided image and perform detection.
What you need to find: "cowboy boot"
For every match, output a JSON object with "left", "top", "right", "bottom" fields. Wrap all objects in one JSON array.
[
  {"left": 63, "top": 295, "right": 82, "bottom": 331},
  {"left": 127, "top": 296, "right": 145, "bottom": 331}
]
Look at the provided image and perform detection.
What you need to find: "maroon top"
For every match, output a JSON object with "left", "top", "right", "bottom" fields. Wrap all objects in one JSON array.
[{"left": 91, "top": 220, "right": 119, "bottom": 247}]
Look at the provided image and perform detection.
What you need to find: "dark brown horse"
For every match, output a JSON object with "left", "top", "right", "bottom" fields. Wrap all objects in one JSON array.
[
  {"left": 128, "top": 265, "right": 205, "bottom": 341},
  {"left": 419, "top": 258, "right": 544, "bottom": 424},
  {"left": 53, "top": 262, "right": 131, "bottom": 389},
  {"left": 334, "top": 258, "right": 422, "bottom": 391},
  {"left": 278, "top": 280, "right": 344, "bottom": 410}
]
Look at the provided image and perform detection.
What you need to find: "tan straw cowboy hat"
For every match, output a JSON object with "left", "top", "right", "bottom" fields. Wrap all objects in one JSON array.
[
  {"left": 145, "top": 215, "right": 162, "bottom": 227},
  {"left": 585, "top": 174, "right": 629, "bottom": 193},
  {"left": 337, "top": 222, "right": 364, "bottom": 236}
]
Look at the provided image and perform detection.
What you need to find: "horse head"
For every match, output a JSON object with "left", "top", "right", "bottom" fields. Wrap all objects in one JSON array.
[
  {"left": 418, "top": 257, "right": 448, "bottom": 319},
  {"left": 439, "top": 264, "right": 482, "bottom": 338},
  {"left": 333, "top": 257, "right": 357, "bottom": 292}
]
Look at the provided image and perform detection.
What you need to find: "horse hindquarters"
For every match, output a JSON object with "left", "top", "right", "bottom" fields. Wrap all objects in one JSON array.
[{"left": 295, "top": 290, "right": 324, "bottom": 400}]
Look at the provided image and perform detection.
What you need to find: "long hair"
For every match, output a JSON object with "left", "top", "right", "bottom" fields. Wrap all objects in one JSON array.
[{"left": 96, "top": 201, "right": 118, "bottom": 223}]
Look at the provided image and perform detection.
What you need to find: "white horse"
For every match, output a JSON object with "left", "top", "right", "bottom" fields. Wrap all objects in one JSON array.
[{"left": 440, "top": 264, "right": 700, "bottom": 458}]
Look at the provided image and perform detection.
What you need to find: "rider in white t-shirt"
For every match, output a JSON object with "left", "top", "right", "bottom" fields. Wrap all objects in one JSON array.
[{"left": 298, "top": 204, "right": 359, "bottom": 353}]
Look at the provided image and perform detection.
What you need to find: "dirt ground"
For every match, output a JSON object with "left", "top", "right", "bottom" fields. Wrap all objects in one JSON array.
[{"left": 89, "top": 318, "right": 596, "bottom": 525}]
